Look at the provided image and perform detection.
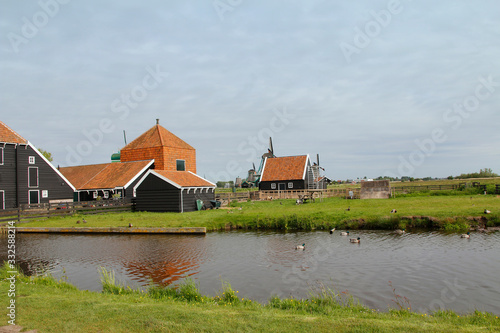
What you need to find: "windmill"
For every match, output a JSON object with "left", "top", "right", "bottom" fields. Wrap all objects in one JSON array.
[{"left": 240, "top": 137, "right": 275, "bottom": 188}]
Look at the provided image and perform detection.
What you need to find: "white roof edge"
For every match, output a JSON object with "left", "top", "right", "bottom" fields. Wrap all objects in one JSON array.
[
  {"left": 134, "top": 169, "right": 182, "bottom": 191},
  {"left": 301, "top": 154, "right": 310, "bottom": 180},
  {"left": 260, "top": 157, "right": 268, "bottom": 181},
  {"left": 28, "top": 141, "right": 77, "bottom": 191},
  {"left": 123, "top": 159, "right": 154, "bottom": 189},
  {"left": 187, "top": 171, "right": 216, "bottom": 187}
]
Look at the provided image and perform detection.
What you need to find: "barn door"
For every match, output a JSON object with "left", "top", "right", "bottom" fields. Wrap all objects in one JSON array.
[{"left": 279, "top": 183, "right": 286, "bottom": 191}]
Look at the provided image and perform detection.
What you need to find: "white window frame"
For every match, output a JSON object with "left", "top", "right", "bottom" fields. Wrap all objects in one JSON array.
[
  {"left": 93, "top": 191, "right": 98, "bottom": 199},
  {"left": 0, "top": 190, "right": 5, "bottom": 209},
  {"left": 28, "top": 166, "right": 39, "bottom": 188},
  {"left": 0, "top": 147, "right": 4, "bottom": 165},
  {"left": 29, "top": 190, "right": 40, "bottom": 204},
  {"left": 288, "top": 182, "right": 293, "bottom": 189},
  {"left": 103, "top": 191, "right": 109, "bottom": 199},
  {"left": 42, "top": 190, "right": 49, "bottom": 198},
  {"left": 271, "top": 183, "right": 276, "bottom": 190},
  {"left": 29, "top": 156, "right": 35, "bottom": 164}
]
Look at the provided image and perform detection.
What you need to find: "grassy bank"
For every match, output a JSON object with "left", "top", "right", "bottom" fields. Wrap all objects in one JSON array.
[
  {"left": 2, "top": 264, "right": 499, "bottom": 332},
  {"left": 18, "top": 195, "right": 500, "bottom": 232}
]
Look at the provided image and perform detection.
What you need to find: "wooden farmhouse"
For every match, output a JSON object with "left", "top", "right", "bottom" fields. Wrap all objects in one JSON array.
[
  {"left": 0, "top": 121, "right": 75, "bottom": 209},
  {"left": 61, "top": 119, "right": 214, "bottom": 212},
  {"left": 134, "top": 170, "right": 216, "bottom": 212},
  {"left": 258, "top": 155, "right": 327, "bottom": 191}
]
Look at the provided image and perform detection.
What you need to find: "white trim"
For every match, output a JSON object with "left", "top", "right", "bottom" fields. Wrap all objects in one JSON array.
[
  {"left": 301, "top": 154, "right": 311, "bottom": 180},
  {"left": 260, "top": 157, "right": 268, "bottom": 181},
  {"left": 0, "top": 190, "right": 5, "bottom": 209},
  {"left": 28, "top": 166, "right": 39, "bottom": 188},
  {"left": 29, "top": 156, "right": 35, "bottom": 164},
  {"left": 0, "top": 147, "right": 3, "bottom": 165},
  {"left": 28, "top": 141, "right": 77, "bottom": 191},
  {"left": 123, "top": 159, "right": 155, "bottom": 189},
  {"left": 29, "top": 190, "right": 40, "bottom": 204},
  {"left": 180, "top": 188, "right": 184, "bottom": 213},
  {"left": 187, "top": 171, "right": 217, "bottom": 187}
]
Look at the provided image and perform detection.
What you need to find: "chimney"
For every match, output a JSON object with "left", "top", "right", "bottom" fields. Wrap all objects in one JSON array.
[{"left": 156, "top": 119, "right": 159, "bottom": 125}]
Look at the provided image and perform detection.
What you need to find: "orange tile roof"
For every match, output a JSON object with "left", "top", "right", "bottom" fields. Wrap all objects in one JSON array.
[
  {"left": 122, "top": 124, "right": 194, "bottom": 151},
  {"left": 0, "top": 121, "right": 27, "bottom": 144},
  {"left": 152, "top": 170, "right": 215, "bottom": 188},
  {"left": 260, "top": 155, "right": 309, "bottom": 182},
  {"left": 60, "top": 160, "right": 153, "bottom": 190}
]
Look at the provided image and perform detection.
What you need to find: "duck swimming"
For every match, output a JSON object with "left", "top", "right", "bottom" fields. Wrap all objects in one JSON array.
[
  {"left": 340, "top": 231, "right": 349, "bottom": 236},
  {"left": 295, "top": 243, "right": 305, "bottom": 250},
  {"left": 350, "top": 237, "right": 360, "bottom": 243},
  {"left": 461, "top": 232, "right": 470, "bottom": 239}
]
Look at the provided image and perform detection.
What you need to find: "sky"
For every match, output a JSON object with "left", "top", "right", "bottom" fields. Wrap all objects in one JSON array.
[{"left": 1, "top": 0, "right": 499, "bottom": 182}]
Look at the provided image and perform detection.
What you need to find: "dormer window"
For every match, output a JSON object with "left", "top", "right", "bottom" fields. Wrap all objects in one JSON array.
[{"left": 176, "top": 160, "right": 185, "bottom": 171}]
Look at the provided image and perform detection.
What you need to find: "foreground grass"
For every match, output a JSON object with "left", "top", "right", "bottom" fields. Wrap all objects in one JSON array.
[
  {"left": 19, "top": 195, "right": 500, "bottom": 232},
  {"left": 1, "top": 264, "right": 499, "bottom": 333}
]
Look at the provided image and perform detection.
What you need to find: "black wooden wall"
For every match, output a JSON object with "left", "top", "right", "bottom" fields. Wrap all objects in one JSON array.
[{"left": 0, "top": 143, "right": 74, "bottom": 209}]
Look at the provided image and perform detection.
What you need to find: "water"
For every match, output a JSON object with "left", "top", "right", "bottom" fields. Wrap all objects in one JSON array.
[{"left": 1, "top": 230, "right": 499, "bottom": 314}]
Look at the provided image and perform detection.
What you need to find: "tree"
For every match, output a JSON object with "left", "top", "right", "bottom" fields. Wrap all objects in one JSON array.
[{"left": 38, "top": 148, "right": 53, "bottom": 162}]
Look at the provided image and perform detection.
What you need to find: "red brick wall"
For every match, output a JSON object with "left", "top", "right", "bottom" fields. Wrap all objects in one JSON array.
[{"left": 120, "top": 147, "right": 196, "bottom": 172}]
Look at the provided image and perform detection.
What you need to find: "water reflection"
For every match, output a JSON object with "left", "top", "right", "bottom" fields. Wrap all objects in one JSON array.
[{"left": 1, "top": 230, "right": 499, "bottom": 314}]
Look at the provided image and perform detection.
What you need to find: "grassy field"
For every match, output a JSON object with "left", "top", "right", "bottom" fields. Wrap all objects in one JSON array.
[
  {"left": 2, "top": 264, "right": 499, "bottom": 333},
  {"left": 19, "top": 194, "right": 500, "bottom": 232}
]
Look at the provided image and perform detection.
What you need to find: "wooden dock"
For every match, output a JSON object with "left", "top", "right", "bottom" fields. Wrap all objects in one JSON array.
[{"left": 10, "top": 227, "right": 206, "bottom": 235}]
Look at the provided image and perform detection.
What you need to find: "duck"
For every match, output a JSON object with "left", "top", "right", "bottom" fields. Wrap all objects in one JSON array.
[
  {"left": 350, "top": 237, "right": 360, "bottom": 243},
  {"left": 390, "top": 209, "right": 397, "bottom": 213},
  {"left": 340, "top": 231, "right": 350, "bottom": 236},
  {"left": 295, "top": 243, "right": 305, "bottom": 250},
  {"left": 461, "top": 232, "right": 470, "bottom": 239},
  {"left": 394, "top": 229, "right": 405, "bottom": 234},
  {"left": 484, "top": 209, "right": 491, "bottom": 214},
  {"left": 330, "top": 228, "right": 336, "bottom": 234},
  {"left": 129, "top": 223, "right": 133, "bottom": 228},
  {"left": 346, "top": 206, "right": 351, "bottom": 211},
  {"left": 83, "top": 218, "right": 87, "bottom": 223}
]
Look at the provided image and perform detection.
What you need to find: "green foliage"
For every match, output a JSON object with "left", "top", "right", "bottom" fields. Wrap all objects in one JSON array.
[
  {"left": 453, "top": 168, "right": 499, "bottom": 179},
  {"left": 38, "top": 148, "right": 53, "bottom": 162}
]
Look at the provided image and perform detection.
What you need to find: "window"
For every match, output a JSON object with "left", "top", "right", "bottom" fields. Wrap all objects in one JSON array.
[
  {"left": 0, "top": 148, "right": 3, "bottom": 165},
  {"left": 29, "top": 190, "right": 39, "bottom": 204},
  {"left": 93, "top": 191, "right": 98, "bottom": 199},
  {"left": 271, "top": 183, "right": 276, "bottom": 190},
  {"left": 103, "top": 191, "right": 109, "bottom": 199},
  {"left": 42, "top": 190, "right": 49, "bottom": 198},
  {"left": 288, "top": 182, "right": 294, "bottom": 189},
  {"left": 176, "top": 160, "right": 186, "bottom": 171},
  {"left": 28, "top": 167, "right": 39, "bottom": 187},
  {"left": 29, "top": 156, "right": 35, "bottom": 164}
]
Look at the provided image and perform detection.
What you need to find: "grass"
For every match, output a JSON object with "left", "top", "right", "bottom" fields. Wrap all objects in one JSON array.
[
  {"left": 18, "top": 195, "right": 500, "bottom": 232},
  {"left": 2, "top": 264, "right": 499, "bottom": 332}
]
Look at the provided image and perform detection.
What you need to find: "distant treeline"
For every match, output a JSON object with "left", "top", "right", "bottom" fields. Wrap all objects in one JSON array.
[{"left": 448, "top": 168, "right": 499, "bottom": 180}]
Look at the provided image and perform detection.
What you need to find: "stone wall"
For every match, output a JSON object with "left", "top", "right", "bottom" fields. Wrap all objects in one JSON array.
[{"left": 360, "top": 180, "right": 391, "bottom": 199}]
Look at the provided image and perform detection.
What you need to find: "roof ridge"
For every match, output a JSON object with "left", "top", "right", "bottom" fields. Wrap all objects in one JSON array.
[{"left": 157, "top": 125, "right": 165, "bottom": 146}]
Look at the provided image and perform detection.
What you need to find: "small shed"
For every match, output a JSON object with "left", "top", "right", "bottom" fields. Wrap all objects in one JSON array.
[
  {"left": 134, "top": 170, "right": 216, "bottom": 212},
  {"left": 360, "top": 180, "right": 391, "bottom": 199}
]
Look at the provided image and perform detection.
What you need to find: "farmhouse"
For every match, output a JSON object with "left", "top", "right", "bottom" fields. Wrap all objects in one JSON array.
[
  {"left": 258, "top": 155, "right": 327, "bottom": 191},
  {"left": 0, "top": 121, "right": 75, "bottom": 209},
  {"left": 61, "top": 119, "right": 214, "bottom": 212}
]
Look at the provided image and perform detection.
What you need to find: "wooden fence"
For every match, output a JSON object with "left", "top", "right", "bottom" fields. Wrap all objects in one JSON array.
[
  {"left": 0, "top": 199, "right": 134, "bottom": 224},
  {"left": 216, "top": 188, "right": 361, "bottom": 202}
]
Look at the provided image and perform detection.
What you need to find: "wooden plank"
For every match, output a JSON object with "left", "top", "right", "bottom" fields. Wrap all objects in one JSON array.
[{"left": 16, "top": 227, "right": 207, "bottom": 234}]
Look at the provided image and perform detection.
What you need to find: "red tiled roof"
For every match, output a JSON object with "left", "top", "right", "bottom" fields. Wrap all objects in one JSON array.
[
  {"left": 60, "top": 160, "right": 153, "bottom": 190},
  {"left": 260, "top": 155, "right": 309, "bottom": 182},
  {"left": 152, "top": 170, "right": 215, "bottom": 188},
  {"left": 0, "top": 121, "right": 27, "bottom": 144},
  {"left": 122, "top": 124, "right": 194, "bottom": 151}
]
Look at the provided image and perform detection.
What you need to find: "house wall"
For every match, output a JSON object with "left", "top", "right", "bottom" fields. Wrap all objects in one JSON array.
[
  {"left": 259, "top": 180, "right": 306, "bottom": 191},
  {"left": 0, "top": 143, "right": 74, "bottom": 208},
  {"left": 135, "top": 174, "right": 181, "bottom": 212},
  {"left": 181, "top": 188, "right": 215, "bottom": 212},
  {"left": 120, "top": 146, "right": 196, "bottom": 173}
]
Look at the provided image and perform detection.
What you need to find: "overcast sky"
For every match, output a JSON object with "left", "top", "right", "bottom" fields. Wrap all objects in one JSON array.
[{"left": 1, "top": 0, "right": 499, "bottom": 181}]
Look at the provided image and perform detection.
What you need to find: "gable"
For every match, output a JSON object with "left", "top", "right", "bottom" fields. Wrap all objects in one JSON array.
[
  {"left": 0, "top": 121, "right": 27, "bottom": 144},
  {"left": 121, "top": 124, "right": 194, "bottom": 151}
]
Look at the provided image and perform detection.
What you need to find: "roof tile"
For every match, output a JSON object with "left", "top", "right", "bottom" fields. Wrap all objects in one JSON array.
[
  {"left": 152, "top": 170, "right": 215, "bottom": 188},
  {"left": 0, "top": 121, "right": 27, "bottom": 144},
  {"left": 260, "top": 155, "right": 309, "bottom": 182}
]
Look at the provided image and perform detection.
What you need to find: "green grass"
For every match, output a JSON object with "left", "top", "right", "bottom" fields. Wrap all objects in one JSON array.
[
  {"left": 19, "top": 195, "right": 500, "bottom": 232},
  {"left": 2, "top": 264, "right": 499, "bottom": 332}
]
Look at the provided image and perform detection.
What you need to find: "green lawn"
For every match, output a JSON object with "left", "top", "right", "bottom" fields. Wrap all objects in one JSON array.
[
  {"left": 2, "top": 265, "right": 499, "bottom": 333},
  {"left": 19, "top": 195, "right": 500, "bottom": 231}
]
